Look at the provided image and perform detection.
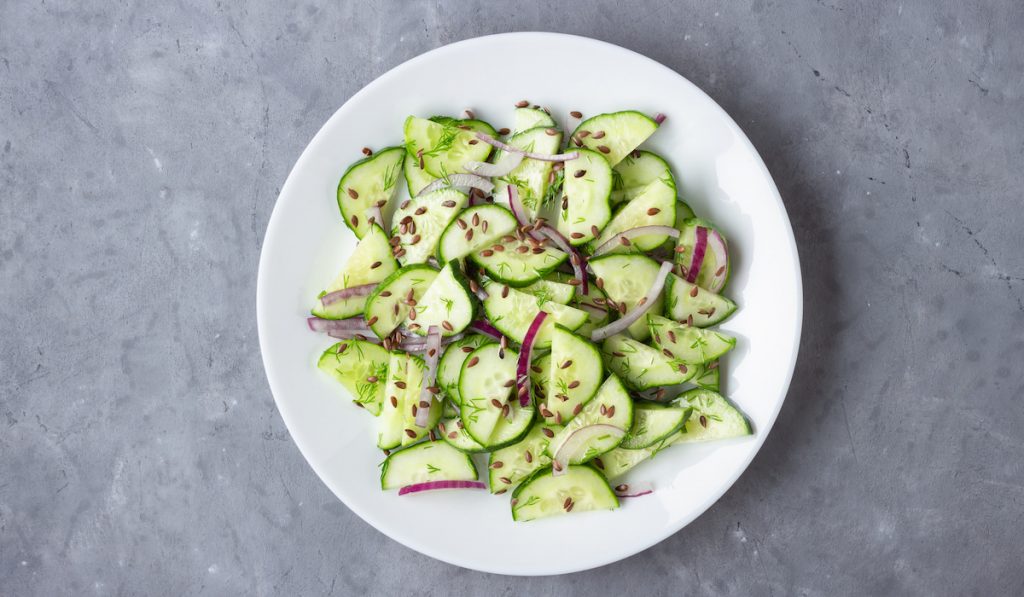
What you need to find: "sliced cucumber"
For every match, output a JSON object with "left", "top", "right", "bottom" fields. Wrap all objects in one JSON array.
[
  {"left": 546, "top": 374, "right": 633, "bottom": 464},
  {"left": 403, "top": 149, "right": 434, "bottom": 197},
  {"left": 548, "top": 272, "right": 611, "bottom": 337},
  {"left": 544, "top": 325, "right": 604, "bottom": 425},
  {"left": 512, "top": 107, "right": 556, "bottom": 134},
  {"left": 511, "top": 465, "right": 617, "bottom": 521},
  {"left": 691, "top": 361, "right": 721, "bottom": 391},
  {"left": 610, "top": 150, "right": 674, "bottom": 204},
  {"left": 364, "top": 265, "right": 438, "bottom": 338},
  {"left": 458, "top": 343, "right": 518, "bottom": 445},
  {"left": 488, "top": 422, "right": 559, "bottom": 494},
  {"left": 437, "top": 204, "right": 518, "bottom": 263},
  {"left": 601, "top": 334, "right": 693, "bottom": 390},
  {"left": 571, "top": 111, "right": 658, "bottom": 167},
  {"left": 481, "top": 402, "right": 536, "bottom": 451},
  {"left": 648, "top": 314, "right": 736, "bottom": 365},
  {"left": 595, "top": 431, "right": 681, "bottom": 480},
  {"left": 674, "top": 218, "right": 730, "bottom": 291},
  {"left": 558, "top": 148, "right": 613, "bottom": 245},
  {"left": 674, "top": 389, "right": 752, "bottom": 442},
  {"left": 407, "top": 261, "right": 476, "bottom": 336},
  {"left": 437, "top": 335, "right": 492, "bottom": 406},
  {"left": 492, "top": 126, "right": 563, "bottom": 219},
  {"left": 438, "top": 417, "right": 486, "bottom": 453},
  {"left": 429, "top": 115, "right": 498, "bottom": 138},
  {"left": 391, "top": 188, "right": 468, "bottom": 265},
  {"left": 336, "top": 146, "right": 405, "bottom": 238},
  {"left": 588, "top": 253, "right": 666, "bottom": 340},
  {"left": 470, "top": 236, "right": 567, "bottom": 287},
  {"left": 664, "top": 273, "right": 737, "bottom": 327},
  {"left": 398, "top": 354, "right": 437, "bottom": 446},
  {"left": 317, "top": 340, "right": 390, "bottom": 415},
  {"left": 378, "top": 352, "right": 414, "bottom": 449},
  {"left": 442, "top": 398, "right": 459, "bottom": 418},
  {"left": 380, "top": 440, "right": 478, "bottom": 490},
  {"left": 403, "top": 116, "right": 492, "bottom": 178},
  {"left": 481, "top": 279, "right": 589, "bottom": 350},
  {"left": 620, "top": 402, "right": 691, "bottom": 449},
  {"left": 519, "top": 278, "right": 575, "bottom": 305},
  {"left": 312, "top": 223, "right": 398, "bottom": 320},
  {"left": 590, "top": 178, "right": 676, "bottom": 253},
  {"left": 530, "top": 352, "right": 552, "bottom": 406},
  {"left": 674, "top": 200, "right": 696, "bottom": 226}
]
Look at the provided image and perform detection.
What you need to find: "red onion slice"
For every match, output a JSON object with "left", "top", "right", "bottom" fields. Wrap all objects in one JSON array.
[
  {"left": 552, "top": 424, "right": 626, "bottom": 476},
  {"left": 414, "top": 326, "right": 442, "bottom": 427},
  {"left": 475, "top": 132, "right": 580, "bottom": 162},
  {"left": 398, "top": 332, "right": 465, "bottom": 352},
  {"left": 464, "top": 152, "right": 524, "bottom": 177},
  {"left": 326, "top": 330, "right": 380, "bottom": 343},
  {"left": 589, "top": 260, "right": 673, "bottom": 342},
  {"left": 516, "top": 311, "right": 548, "bottom": 407},
  {"left": 468, "top": 320, "right": 503, "bottom": 340},
  {"left": 307, "top": 316, "right": 372, "bottom": 333},
  {"left": 537, "top": 225, "right": 588, "bottom": 295},
  {"left": 686, "top": 226, "right": 708, "bottom": 284},
  {"left": 592, "top": 226, "right": 680, "bottom": 257},
  {"left": 705, "top": 229, "right": 729, "bottom": 293},
  {"left": 319, "top": 283, "right": 378, "bottom": 306},
  {"left": 366, "top": 204, "right": 385, "bottom": 230},
  {"left": 653, "top": 113, "right": 666, "bottom": 125},
  {"left": 508, "top": 186, "right": 541, "bottom": 240},
  {"left": 614, "top": 481, "right": 654, "bottom": 497},
  {"left": 397, "top": 480, "right": 487, "bottom": 495},
  {"left": 417, "top": 173, "right": 494, "bottom": 197}
]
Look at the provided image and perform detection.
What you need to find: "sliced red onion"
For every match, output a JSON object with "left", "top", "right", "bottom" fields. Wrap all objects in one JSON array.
[
  {"left": 307, "top": 316, "right": 372, "bottom": 333},
  {"left": 398, "top": 332, "right": 465, "bottom": 352},
  {"left": 414, "top": 326, "right": 442, "bottom": 427},
  {"left": 552, "top": 424, "right": 626, "bottom": 477},
  {"left": 320, "top": 283, "right": 378, "bottom": 306},
  {"left": 397, "top": 480, "right": 487, "bottom": 495},
  {"left": 592, "top": 226, "right": 680, "bottom": 257},
  {"left": 366, "top": 204, "right": 385, "bottom": 230},
  {"left": 705, "top": 229, "right": 729, "bottom": 293},
  {"left": 516, "top": 311, "right": 548, "bottom": 407},
  {"left": 590, "top": 260, "right": 673, "bottom": 342},
  {"left": 686, "top": 226, "right": 708, "bottom": 284},
  {"left": 614, "top": 481, "right": 654, "bottom": 497},
  {"left": 468, "top": 320, "right": 502, "bottom": 340},
  {"left": 417, "top": 173, "right": 494, "bottom": 197},
  {"left": 472, "top": 283, "right": 489, "bottom": 302},
  {"left": 326, "top": 330, "right": 381, "bottom": 343},
  {"left": 508, "top": 186, "right": 540, "bottom": 240},
  {"left": 537, "top": 225, "right": 588, "bottom": 295},
  {"left": 464, "top": 152, "right": 524, "bottom": 177},
  {"left": 475, "top": 132, "right": 580, "bottom": 162},
  {"left": 653, "top": 113, "right": 666, "bottom": 125}
]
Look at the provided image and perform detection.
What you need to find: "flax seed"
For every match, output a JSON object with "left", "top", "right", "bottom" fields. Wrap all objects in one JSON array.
[
  {"left": 570, "top": 110, "right": 583, "bottom": 119},
  {"left": 404, "top": 428, "right": 416, "bottom": 438},
  {"left": 347, "top": 188, "right": 359, "bottom": 199},
  {"left": 467, "top": 356, "right": 479, "bottom": 368}
]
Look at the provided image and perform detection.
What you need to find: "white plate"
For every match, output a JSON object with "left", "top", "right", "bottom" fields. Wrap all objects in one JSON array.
[{"left": 257, "top": 32, "right": 801, "bottom": 575}]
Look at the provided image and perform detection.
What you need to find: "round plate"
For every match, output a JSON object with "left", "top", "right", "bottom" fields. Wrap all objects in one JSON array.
[{"left": 257, "top": 32, "right": 802, "bottom": 575}]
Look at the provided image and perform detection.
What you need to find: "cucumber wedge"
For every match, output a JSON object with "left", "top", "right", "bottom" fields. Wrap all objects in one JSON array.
[
  {"left": 511, "top": 465, "right": 618, "bottom": 521},
  {"left": 378, "top": 352, "right": 414, "bottom": 449},
  {"left": 648, "top": 314, "right": 736, "bottom": 365},
  {"left": 392, "top": 188, "right": 468, "bottom": 265},
  {"left": 492, "top": 126, "right": 563, "bottom": 219},
  {"left": 674, "top": 218, "right": 730, "bottom": 292},
  {"left": 588, "top": 253, "right": 666, "bottom": 340},
  {"left": 595, "top": 431, "right": 681, "bottom": 480},
  {"left": 470, "top": 236, "right": 567, "bottom": 287},
  {"left": 398, "top": 354, "right": 437, "bottom": 446},
  {"left": 317, "top": 340, "right": 390, "bottom": 415},
  {"left": 620, "top": 402, "right": 691, "bottom": 449},
  {"left": 488, "top": 422, "right": 559, "bottom": 494},
  {"left": 544, "top": 325, "right": 604, "bottom": 425},
  {"left": 691, "top": 361, "right": 721, "bottom": 391},
  {"left": 548, "top": 272, "right": 611, "bottom": 337},
  {"left": 611, "top": 150, "right": 675, "bottom": 204},
  {"left": 312, "top": 223, "right": 398, "bottom": 320},
  {"left": 429, "top": 115, "right": 498, "bottom": 138},
  {"left": 520, "top": 278, "right": 576, "bottom": 305},
  {"left": 437, "top": 335, "right": 492, "bottom": 406},
  {"left": 380, "top": 440, "right": 478, "bottom": 490},
  {"left": 530, "top": 352, "right": 552, "bottom": 406},
  {"left": 437, "top": 204, "right": 518, "bottom": 263},
  {"left": 403, "top": 149, "right": 434, "bottom": 197},
  {"left": 664, "top": 273, "right": 737, "bottom": 327},
  {"left": 403, "top": 116, "right": 492, "bottom": 179},
  {"left": 407, "top": 261, "right": 476, "bottom": 336},
  {"left": 481, "top": 279, "right": 589, "bottom": 350},
  {"left": 438, "top": 417, "right": 486, "bottom": 453},
  {"left": 458, "top": 343, "right": 518, "bottom": 445},
  {"left": 546, "top": 374, "right": 633, "bottom": 464},
  {"left": 336, "top": 146, "right": 405, "bottom": 238},
  {"left": 674, "top": 389, "right": 752, "bottom": 442},
  {"left": 558, "top": 148, "right": 613, "bottom": 245},
  {"left": 601, "top": 334, "right": 693, "bottom": 390},
  {"left": 571, "top": 111, "right": 658, "bottom": 167},
  {"left": 364, "top": 265, "right": 438, "bottom": 339},
  {"left": 590, "top": 178, "right": 676, "bottom": 253},
  {"left": 512, "top": 107, "right": 556, "bottom": 134},
  {"left": 674, "top": 200, "right": 696, "bottom": 226}
]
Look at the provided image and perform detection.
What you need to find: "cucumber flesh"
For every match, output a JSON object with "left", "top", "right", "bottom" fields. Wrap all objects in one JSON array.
[
  {"left": 458, "top": 343, "right": 518, "bottom": 445},
  {"left": 481, "top": 279, "right": 589, "bottom": 350},
  {"left": 530, "top": 353, "right": 552, "bottom": 407},
  {"left": 378, "top": 352, "right": 415, "bottom": 449},
  {"left": 544, "top": 325, "right": 604, "bottom": 425},
  {"left": 620, "top": 402, "right": 690, "bottom": 449},
  {"left": 664, "top": 273, "right": 737, "bottom": 327},
  {"left": 558, "top": 148, "right": 613, "bottom": 245},
  {"left": 403, "top": 150, "right": 434, "bottom": 197},
  {"left": 337, "top": 146, "right": 405, "bottom": 238},
  {"left": 548, "top": 272, "right": 611, "bottom": 337},
  {"left": 519, "top": 278, "right": 575, "bottom": 305},
  {"left": 546, "top": 374, "right": 633, "bottom": 464},
  {"left": 590, "top": 178, "right": 676, "bottom": 253},
  {"left": 674, "top": 389, "right": 752, "bottom": 442},
  {"left": 512, "top": 107, "right": 556, "bottom": 134},
  {"left": 437, "top": 204, "right": 518, "bottom": 263},
  {"left": 407, "top": 261, "right": 475, "bottom": 336},
  {"left": 571, "top": 111, "right": 658, "bottom": 167},
  {"left": 403, "top": 116, "right": 492, "bottom": 178},
  {"left": 594, "top": 431, "right": 681, "bottom": 480},
  {"left": 648, "top": 314, "right": 736, "bottom": 365},
  {"left": 439, "top": 417, "right": 486, "bottom": 453},
  {"left": 364, "top": 265, "right": 439, "bottom": 339},
  {"left": 610, "top": 150, "right": 674, "bottom": 204},
  {"left": 398, "top": 354, "right": 437, "bottom": 446},
  {"left": 674, "top": 201, "right": 696, "bottom": 227},
  {"left": 601, "top": 334, "right": 693, "bottom": 390},
  {"left": 312, "top": 223, "right": 398, "bottom": 320},
  {"left": 470, "top": 236, "right": 567, "bottom": 287},
  {"left": 437, "top": 335, "right": 492, "bottom": 406},
  {"left": 511, "top": 465, "right": 618, "bottom": 521},
  {"left": 492, "top": 126, "right": 563, "bottom": 219},
  {"left": 691, "top": 362, "right": 721, "bottom": 392},
  {"left": 317, "top": 340, "right": 390, "bottom": 416},
  {"left": 588, "top": 253, "right": 666, "bottom": 340},
  {"left": 488, "top": 422, "right": 559, "bottom": 494},
  {"left": 392, "top": 188, "right": 468, "bottom": 265},
  {"left": 380, "top": 440, "right": 478, "bottom": 490},
  {"left": 479, "top": 402, "right": 536, "bottom": 451}
]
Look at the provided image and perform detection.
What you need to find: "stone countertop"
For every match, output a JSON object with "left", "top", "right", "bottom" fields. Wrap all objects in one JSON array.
[{"left": 2, "top": 1, "right": 1022, "bottom": 595}]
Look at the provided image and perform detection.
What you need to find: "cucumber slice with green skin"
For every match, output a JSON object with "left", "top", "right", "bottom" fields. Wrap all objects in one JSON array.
[
  {"left": 407, "top": 261, "right": 476, "bottom": 336},
  {"left": 664, "top": 273, "right": 738, "bottom": 327},
  {"left": 437, "top": 335, "right": 492, "bottom": 406},
  {"left": 544, "top": 325, "right": 604, "bottom": 425},
  {"left": 620, "top": 402, "right": 691, "bottom": 449},
  {"left": 512, "top": 107, "right": 556, "bottom": 134},
  {"left": 674, "top": 218, "right": 730, "bottom": 292},
  {"left": 674, "top": 201, "right": 696, "bottom": 227},
  {"left": 442, "top": 398, "right": 459, "bottom": 418},
  {"left": 470, "top": 236, "right": 567, "bottom": 287},
  {"left": 398, "top": 354, "right": 439, "bottom": 446},
  {"left": 648, "top": 314, "right": 736, "bottom": 365},
  {"left": 511, "top": 465, "right": 618, "bottom": 521},
  {"left": 380, "top": 440, "right": 478, "bottom": 490},
  {"left": 364, "top": 265, "right": 439, "bottom": 338},
  {"left": 691, "top": 362, "right": 720, "bottom": 391},
  {"left": 610, "top": 150, "right": 674, "bottom": 204},
  {"left": 481, "top": 279, "right": 589, "bottom": 350},
  {"left": 492, "top": 126, "right": 563, "bottom": 219},
  {"left": 590, "top": 178, "right": 676, "bottom": 253},
  {"left": 378, "top": 352, "right": 413, "bottom": 449},
  {"left": 601, "top": 334, "right": 693, "bottom": 390},
  {"left": 558, "top": 148, "right": 613, "bottom": 245},
  {"left": 403, "top": 150, "right": 434, "bottom": 197},
  {"left": 440, "top": 396, "right": 536, "bottom": 452},
  {"left": 519, "top": 278, "right": 576, "bottom": 305},
  {"left": 392, "top": 188, "right": 468, "bottom": 265},
  {"left": 437, "top": 204, "right": 518, "bottom": 263},
  {"left": 548, "top": 272, "right": 611, "bottom": 336},
  {"left": 317, "top": 341, "right": 390, "bottom": 416},
  {"left": 403, "top": 116, "right": 492, "bottom": 179},
  {"left": 571, "top": 111, "right": 658, "bottom": 167},
  {"left": 439, "top": 417, "right": 486, "bottom": 453},
  {"left": 595, "top": 431, "right": 681, "bottom": 480},
  {"left": 488, "top": 422, "right": 560, "bottom": 494},
  {"left": 588, "top": 253, "right": 666, "bottom": 340},
  {"left": 429, "top": 116, "right": 498, "bottom": 138},
  {"left": 311, "top": 223, "right": 399, "bottom": 320},
  {"left": 458, "top": 343, "right": 518, "bottom": 445},
  {"left": 674, "top": 389, "right": 752, "bottom": 442},
  {"left": 337, "top": 146, "right": 405, "bottom": 238},
  {"left": 546, "top": 374, "right": 633, "bottom": 463}
]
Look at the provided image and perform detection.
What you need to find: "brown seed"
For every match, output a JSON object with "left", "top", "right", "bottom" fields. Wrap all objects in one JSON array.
[
  {"left": 395, "top": 381, "right": 407, "bottom": 389},
  {"left": 366, "top": 315, "right": 379, "bottom": 326},
  {"left": 419, "top": 400, "right": 430, "bottom": 409},
  {"left": 524, "top": 450, "right": 533, "bottom": 463},
  {"left": 404, "top": 428, "right": 416, "bottom": 438},
  {"left": 393, "top": 303, "right": 400, "bottom": 316},
  {"left": 595, "top": 277, "right": 605, "bottom": 289},
  {"left": 540, "top": 406, "right": 553, "bottom": 418},
  {"left": 351, "top": 215, "right": 359, "bottom": 227},
  {"left": 611, "top": 351, "right": 625, "bottom": 358},
  {"left": 647, "top": 208, "right": 661, "bottom": 216},
  {"left": 593, "top": 457, "right": 604, "bottom": 470},
  {"left": 503, "top": 379, "right": 516, "bottom": 388},
  {"left": 418, "top": 155, "right": 425, "bottom": 169},
  {"left": 390, "top": 236, "right": 401, "bottom": 247},
  {"left": 414, "top": 206, "right": 427, "bottom": 216},
  {"left": 597, "top": 145, "right": 611, "bottom": 154},
  {"left": 369, "top": 261, "right": 383, "bottom": 270},
  {"left": 700, "top": 415, "right": 708, "bottom": 428},
  {"left": 572, "top": 403, "right": 583, "bottom": 416},
  {"left": 578, "top": 130, "right": 591, "bottom": 138},
  {"left": 600, "top": 404, "right": 607, "bottom": 415},
  {"left": 716, "top": 265, "right": 727, "bottom": 276},
  {"left": 366, "top": 375, "right": 378, "bottom": 383},
  {"left": 347, "top": 188, "right": 359, "bottom": 199},
  {"left": 573, "top": 136, "right": 583, "bottom": 147},
  {"left": 496, "top": 489, "right": 508, "bottom": 495},
  {"left": 492, "top": 243, "right": 505, "bottom": 252},
  {"left": 708, "top": 361, "right": 719, "bottom": 370},
  {"left": 456, "top": 420, "right": 464, "bottom": 429},
  {"left": 390, "top": 395, "right": 398, "bottom": 407},
  {"left": 687, "top": 314, "right": 694, "bottom": 327},
  {"left": 592, "top": 131, "right": 606, "bottom": 139},
  {"left": 442, "top": 200, "right": 457, "bottom": 208},
  {"left": 570, "top": 110, "right": 583, "bottom": 119},
  {"left": 567, "top": 278, "right": 581, "bottom": 286},
  {"left": 667, "top": 330, "right": 677, "bottom": 343},
  {"left": 677, "top": 363, "right": 688, "bottom": 374},
  {"left": 637, "top": 297, "right": 648, "bottom": 306},
  {"left": 615, "top": 483, "right": 629, "bottom": 493},
  {"left": 662, "top": 348, "right": 674, "bottom": 358},
  {"left": 442, "top": 320, "right": 454, "bottom": 332},
  {"left": 532, "top": 247, "right": 545, "bottom": 254},
  {"left": 571, "top": 169, "right": 586, "bottom": 179},
  {"left": 568, "top": 380, "right": 581, "bottom": 389},
  {"left": 491, "top": 461, "right": 504, "bottom": 469},
  {"left": 407, "top": 323, "right": 421, "bottom": 331},
  {"left": 400, "top": 200, "right": 411, "bottom": 210},
  {"left": 448, "top": 431, "right": 458, "bottom": 439},
  {"left": 542, "top": 427, "right": 555, "bottom": 438},
  {"left": 461, "top": 346, "right": 474, "bottom": 353},
  {"left": 501, "top": 404, "right": 510, "bottom": 417},
  {"left": 362, "top": 147, "right": 372, "bottom": 156},
  {"left": 355, "top": 401, "right": 366, "bottom": 409},
  {"left": 399, "top": 223, "right": 408, "bottom": 235},
  {"left": 337, "top": 343, "right": 349, "bottom": 354},
  {"left": 456, "top": 218, "right": 468, "bottom": 230},
  {"left": 563, "top": 497, "right": 573, "bottom": 511},
  {"left": 467, "top": 356, "right": 480, "bottom": 368},
  {"left": 544, "top": 128, "right": 558, "bottom": 136},
  {"left": 465, "top": 229, "right": 474, "bottom": 241},
  {"left": 498, "top": 127, "right": 510, "bottom": 136},
  {"left": 619, "top": 236, "right": 632, "bottom": 247},
  {"left": 410, "top": 234, "right": 421, "bottom": 245},
  {"left": 471, "top": 213, "right": 480, "bottom": 226},
  {"left": 407, "top": 308, "right": 417, "bottom": 320},
  {"left": 531, "top": 365, "right": 542, "bottom": 374},
  {"left": 383, "top": 449, "right": 391, "bottom": 456},
  {"left": 560, "top": 360, "right": 573, "bottom": 369},
  {"left": 606, "top": 405, "right": 616, "bottom": 418},
  {"left": 618, "top": 302, "right": 628, "bottom": 314},
  {"left": 552, "top": 460, "right": 563, "bottom": 471},
  {"left": 464, "top": 108, "right": 475, "bottom": 119},
  {"left": 501, "top": 285, "right": 510, "bottom": 298},
  {"left": 556, "top": 412, "right": 563, "bottom": 424},
  {"left": 515, "top": 100, "right": 529, "bottom": 108}
]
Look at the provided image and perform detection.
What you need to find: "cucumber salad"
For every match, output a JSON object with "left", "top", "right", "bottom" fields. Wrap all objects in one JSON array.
[{"left": 307, "top": 104, "right": 752, "bottom": 521}]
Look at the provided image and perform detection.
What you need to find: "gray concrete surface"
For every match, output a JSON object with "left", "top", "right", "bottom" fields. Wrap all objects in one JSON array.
[{"left": 2, "top": 0, "right": 1023, "bottom": 594}]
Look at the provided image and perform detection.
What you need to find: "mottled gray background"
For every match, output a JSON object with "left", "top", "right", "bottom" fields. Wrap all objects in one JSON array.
[{"left": 2, "top": 0, "right": 1023, "bottom": 595}]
